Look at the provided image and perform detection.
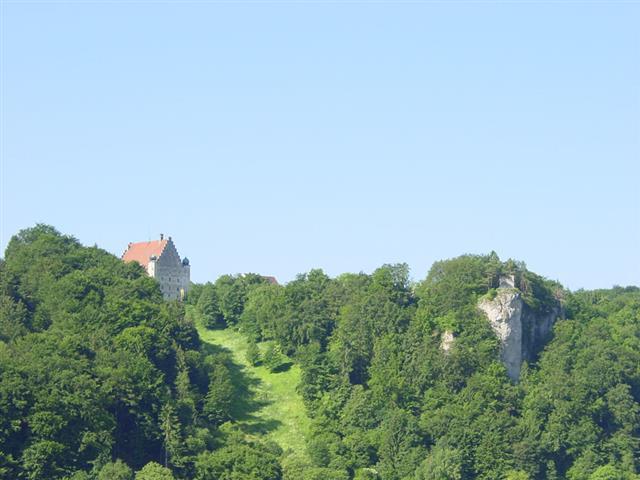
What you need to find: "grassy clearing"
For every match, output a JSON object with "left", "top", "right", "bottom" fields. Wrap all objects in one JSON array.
[{"left": 195, "top": 315, "right": 311, "bottom": 460}]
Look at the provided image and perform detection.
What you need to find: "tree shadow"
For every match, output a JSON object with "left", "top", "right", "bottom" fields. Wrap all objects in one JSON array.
[
  {"left": 201, "top": 341, "right": 283, "bottom": 436},
  {"left": 269, "top": 361, "right": 293, "bottom": 373}
]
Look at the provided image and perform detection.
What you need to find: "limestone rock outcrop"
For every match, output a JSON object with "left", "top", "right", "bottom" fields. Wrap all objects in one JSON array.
[{"left": 478, "top": 285, "right": 560, "bottom": 381}]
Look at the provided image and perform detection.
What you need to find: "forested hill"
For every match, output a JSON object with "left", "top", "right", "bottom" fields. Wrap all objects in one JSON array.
[
  {"left": 1, "top": 225, "right": 639, "bottom": 480},
  {"left": 0, "top": 226, "right": 282, "bottom": 480}
]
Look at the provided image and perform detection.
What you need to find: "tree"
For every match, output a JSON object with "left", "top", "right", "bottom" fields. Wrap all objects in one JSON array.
[
  {"left": 135, "top": 462, "right": 174, "bottom": 480},
  {"left": 203, "top": 364, "right": 235, "bottom": 425},
  {"left": 263, "top": 343, "right": 288, "bottom": 373},
  {"left": 159, "top": 404, "right": 183, "bottom": 469},
  {"left": 21, "top": 440, "right": 65, "bottom": 480},
  {"left": 246, "top": 341, "right": 261, "bottom": 366},
  {"left": 376, "top": 408, "right": 424, "bottom": 480},
  {"left": 214, "top": 275, "right": 254, "bottom": 326},
  {"left": 97, "top": 459, "right": 133, "bottom": 480},
  {"left": 240, "top": 283, "right": 286, "bottom": 342},
  {"left": 197, "top": 283, "right": 224, "bottom": 329},
  {"left": 588, "top": 465, "right": 639, "bottom": 480},
  {"left": 174, "top": 347, "right": 196, "bottom": 426},
  {"left": 0, "top": 293, "right": 28, "bottom": 342},
  {"left": 415, "top": 444, "right": 463, "bottom": 480},
  {"left": 194, "top": 434, "right": 282, "bottom": 480}
]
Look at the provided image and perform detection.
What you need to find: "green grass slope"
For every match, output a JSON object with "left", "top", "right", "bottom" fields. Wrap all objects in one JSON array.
[{"left": 195, "top": 315, "right": 311, "bottom": 461}]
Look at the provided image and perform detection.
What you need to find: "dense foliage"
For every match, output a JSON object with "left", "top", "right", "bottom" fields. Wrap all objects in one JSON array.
[
  {"left": 0, "top": 226, "right": 280, "bottom": 479},
  {"left": 2, "top": 226, "right": 639, "bottom": 479},
  {"left": 197, "top": 254, "right": 639, "bottom": 479}
]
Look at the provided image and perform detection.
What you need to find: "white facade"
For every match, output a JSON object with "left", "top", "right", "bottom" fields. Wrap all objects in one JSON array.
[{"left": 150, "top": 237, "right": 190, "bottom": 300}]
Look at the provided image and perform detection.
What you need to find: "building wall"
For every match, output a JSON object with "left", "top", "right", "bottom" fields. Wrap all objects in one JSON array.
[{"left": 152, "top": 239, "right": 190, "bottom": 300}]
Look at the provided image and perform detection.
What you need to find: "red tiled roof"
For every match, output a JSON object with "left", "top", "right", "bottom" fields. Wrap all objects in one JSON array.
[
  {"left": 122, "top": 240, "right": 168, "bottom": 267},
  {"left": 263, "top": 276, "right": 278, "bottom": 285}
]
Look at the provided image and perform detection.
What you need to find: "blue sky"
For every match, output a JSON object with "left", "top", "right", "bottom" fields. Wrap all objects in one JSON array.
[{"left": 2, "top": 1, "right": 639, "bottom": 289}]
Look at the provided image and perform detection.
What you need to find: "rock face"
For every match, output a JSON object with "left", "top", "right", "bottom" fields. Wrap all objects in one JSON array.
[
  {"left": 478, "top": 289, "right": 523, "bottom": 380},
  {"left": 478, "top": 287, "right": 560, "bottom": 381}
]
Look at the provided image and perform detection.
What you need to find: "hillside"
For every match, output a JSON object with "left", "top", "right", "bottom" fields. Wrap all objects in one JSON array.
[
  {"left": 1, "top": 226, "right": 639, "bottom": 480},
  {"left": 0, "top": 226, "right": 286, "bottom": 480},
  {"left": 194, "top": 310, "right": 311, "bottom": 460}
]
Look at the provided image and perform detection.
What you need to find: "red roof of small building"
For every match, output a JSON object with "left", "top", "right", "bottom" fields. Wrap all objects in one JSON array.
[{"left": 122, "top": 240, "right": 168, "bottom": 267}]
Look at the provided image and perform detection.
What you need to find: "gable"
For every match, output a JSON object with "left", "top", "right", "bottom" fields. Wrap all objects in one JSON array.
[{"left": 157, "top": 239, "right": 183, "bottom": 267}]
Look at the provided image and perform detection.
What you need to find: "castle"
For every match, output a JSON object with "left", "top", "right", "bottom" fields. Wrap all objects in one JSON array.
[{"left": 122, "top": 234, "right": 190, "bottom": 300}]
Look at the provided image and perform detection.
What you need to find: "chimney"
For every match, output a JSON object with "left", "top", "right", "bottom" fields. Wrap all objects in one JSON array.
[{"left": 160, "top": 233, "right": 164, "bottom": 240}]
